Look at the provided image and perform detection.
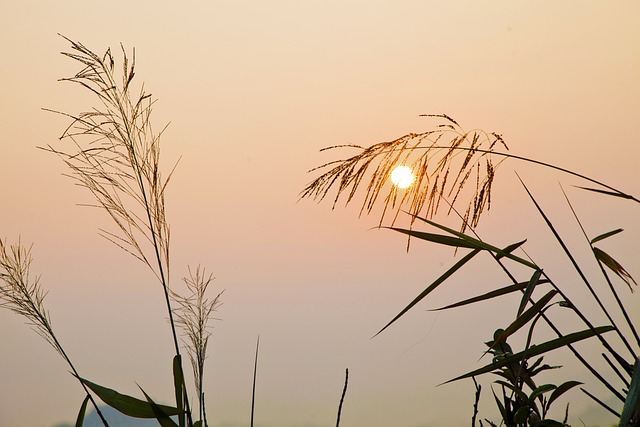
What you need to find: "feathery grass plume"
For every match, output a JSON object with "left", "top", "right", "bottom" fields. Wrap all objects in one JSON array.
[
  {"left": 172, "top": 266, "right": 223, "bottom": 426},
  {"left": 0, "top": 238, "right": 110, "bottom": 426},
  {"left": 42, "top": 36, "right": 186, "bottom": 356},
  {"left": 300, "top": 114, "right": 509, "bottom": 232},
  {"left": 43, "top": 35, "right": 174, "bottom": 285},
  {"left": 43, "top": 36, "right": 194, "bottom": 423}
]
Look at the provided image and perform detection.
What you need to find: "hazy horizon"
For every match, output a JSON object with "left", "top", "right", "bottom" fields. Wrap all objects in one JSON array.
[{"left": 1, "top": 2, "right": 638, "bottom": 427}]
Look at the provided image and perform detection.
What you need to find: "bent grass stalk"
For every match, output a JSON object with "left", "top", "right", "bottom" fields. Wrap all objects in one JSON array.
[{"left": 0, "top": 239, "right": 110, "bottom": 427}]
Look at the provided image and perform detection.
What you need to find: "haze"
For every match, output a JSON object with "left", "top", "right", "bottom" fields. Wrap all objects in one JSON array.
[{"left": 1, "top": 2, "right": 638, "bottom": 427}]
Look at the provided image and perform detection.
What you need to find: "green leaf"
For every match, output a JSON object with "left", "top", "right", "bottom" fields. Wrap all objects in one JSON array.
[
  {"left": 491, "top": 386, "right": 508, "bottom": 421},
  {"left": 489, "top": 290, "right": 558, "bottom": 352},
  {"left": 517, "top": 269, "right": 544, "bottom": 317},
  {"left": 194, "top": 422, "right": 203, "bottom": 427},
  {"left": 494, "top": 380, "right": 528, "bottom": 402},
  {"left": 78, "top": 377, "right": 182, "bottom": 418},
  {"left": 373, "top": 248, "right": 481, "bottom": 337},
  {"left": 547, "top": 381, "right": 582, "bottom": 409},
  {"left": 531, "top": 420, "right": 566, "bottom": 427},
  {"left": 139, "top": 386, "right": 180, "bottom": 427},
  {"left": 429, "top": 279, "right": 549, "bottom": 311},
  {"left": 442, "top": 326, "right": 614, "bottom": 384},
  {"left": 514, "top": 405, "right": 530, "bottom": 423},
  {"left": 74, "top": 395, "right": 90, "bottom": 427},
  {"left": 173, "top": 355, "right": 185, "bottom": 427},
  {"left": 590, "top": 228, "right": 623, "bottom": 244},
  {"left": 529, "top": 384, "right": 557, "bottom": 403},
  {"left": 593, "top": 247, "right": 638, "bottom": 291}
]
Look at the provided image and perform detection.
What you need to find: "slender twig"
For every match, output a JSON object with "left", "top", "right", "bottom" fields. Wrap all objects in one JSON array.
[
  {"left": 251, "top": 336, "right": 260, "bottom": 427},
  {"left": 336, "top": 368, "right": 349, "bottom": 427}
]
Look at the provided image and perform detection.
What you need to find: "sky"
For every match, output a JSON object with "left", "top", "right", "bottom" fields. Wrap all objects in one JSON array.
[{"left": 1, "top": 2, "right": 639, "bottom": 427}]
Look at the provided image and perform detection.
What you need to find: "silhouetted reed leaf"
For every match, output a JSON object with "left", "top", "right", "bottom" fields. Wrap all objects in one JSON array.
[
  {"left": 436, "top": 279, "right": 549, "bottom": 311},
  {"left": 495, "top": 239, "right": 527, "bottom": 260},
  {"left": 494, "top": 380, "right": 529, "bottom": 402},
  {"left": 443, "top": 326, "right": 614, "bottom": 384},
  {"left": 576, "top": 186, "right": 635, "bottom": 200},
  {"left": 75, "top": 395, "right": 90, "bottom": 427},
  {"left": 489, "top": 290, "right": 558, "bottom": 352},
  {"left": 517, "top": 269, "right": 544, "bottom": 317},
  {"left": 386, "top": 227, "right": 478, "bottom": 249},
  {"left": 374, "top": 248, "right": 481, "bottom": 337},
  {"left": 412, "top": 216, "right": 538, "bottom": 269},
  {"left": 429, "top": 279, "right": 550, "bottom": 311},
  {"left": 139, "top": 386, "right": 180, "bottom": 427},
  {"left": 79, "top": 377, "right": 181, "bottom": 418},
  {"left": 546, "top": 381, "right": 582, "bottom": 409},
  {"left": 590, "top": 228, "right": 624, "bottom": 245},
  {"left": 592, "top": 247, "right": 638, "bottom": 292},
  {"left": 173, "top": 355, "right": 185, "bottom": 427}
]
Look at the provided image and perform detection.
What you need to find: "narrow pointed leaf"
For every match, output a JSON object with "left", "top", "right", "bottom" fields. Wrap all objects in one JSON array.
[
  {"left": 547, "top": 381, "right": 582, "bottom": 408},
  {"left": 590, "top": 228, "right": 623, "bottom": 244},
  {"left": 494, "top": 380, "right": 528, "bottom": 402},
  {"left": 139, "top": 386, "right": 180, "bottom": 427},
  {"left": 491, "top": 386, "right": 507, "bottom": 421},
  {"left": 593, "top": 247, "right": 637, "bottom": 291},
  {"left": 374, "top": 249, "right": 481, "bottom": 337},
  {"left": 411, "top": 215, "right": 538, "bottom": 269},
  {"left": 496, "top": 239, "right": 527, "bottom": 260},
  {"left": 429, "top": 279, "right": 550, "bottom": 311},
  {"left": 517, "top": 269, "right": 543, "bottom": 317},
  {"left": 173, "top": 355, "right": 185, "bottom": 427},
  {"left": 489, "top": 290, "right": 558, "bottom": 351},
  {"left": 581, "top": 388, "right": 621, "bottom": 417},
  {"left": 387, "top": 227, "right": 478, "bottom": 249},
  {"left": 529, "top": 384, "right": 557, "bottom": 403},
  {"left": 74, "top": 395, "right": 91, "bottom": 427},
  {"left": 78, "top": 377, "right": 182, "bottom": 418},
  {"left": 576, "top": 186, "right": 633, "bottom": 200},
  {"left": 442, "top": 326, "right": 614, "bottom": 384}
]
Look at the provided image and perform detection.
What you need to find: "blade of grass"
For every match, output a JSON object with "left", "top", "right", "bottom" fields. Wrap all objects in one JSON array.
[
  {"left": 251, "top": 336, "right": 259, "bottom": 427},
  {"left": 442, "top": 326, "right": 614, "bottom": 385},
  {"left": 428, "top": 279, "right": 550, "bottom": 311},
  {"left": 411, "top": 215, "right": 538, "bottom": 269},
  {"left": 488, "top": 290, "right": 558, "bottom": 352},
  {"left": 75, "top": 395, "right": 91, "bottom": 427},
  {"left": 374, "top": 248, "right": 481, "bottom": 337},
  {"left": 139, "top": 386, "right": 180, "bottom": 427},
  {"left": 78, "top": 377, "right": 182, "bottom": 418},
  {"left": 517, "top": 269, "right": 543, "bottom": 317},
  {"left": 519, "top": 177, "right": 630, "bottom": 370}
]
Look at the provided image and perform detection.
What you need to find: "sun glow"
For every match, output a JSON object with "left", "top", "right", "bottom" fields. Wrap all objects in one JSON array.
[{"left": 390, "top": 165, "right": 415, "bottom": 189}]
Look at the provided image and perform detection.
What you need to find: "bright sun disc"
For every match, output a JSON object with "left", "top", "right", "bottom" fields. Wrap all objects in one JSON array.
[{"left": 390, "top": 165, "right": 415, "bottom": 189}]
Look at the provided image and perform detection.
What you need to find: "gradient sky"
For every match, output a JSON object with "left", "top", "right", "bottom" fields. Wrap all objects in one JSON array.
[{"left": 1, "top": 2, "right": 639, "bottom": 427}]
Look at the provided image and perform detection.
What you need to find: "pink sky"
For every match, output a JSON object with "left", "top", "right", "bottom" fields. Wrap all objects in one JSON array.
[{"left": 1, "top": 2, "right": 639, "bottom": 426}]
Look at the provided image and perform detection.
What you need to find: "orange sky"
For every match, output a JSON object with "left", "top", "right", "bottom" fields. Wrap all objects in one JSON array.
[{"left": 1, "top": 2, "right": 639, "bottom": 427}]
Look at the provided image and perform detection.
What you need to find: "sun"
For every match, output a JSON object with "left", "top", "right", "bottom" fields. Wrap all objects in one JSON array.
[{"left": 390, "top": 165, "right": 415, "bottom": 189}]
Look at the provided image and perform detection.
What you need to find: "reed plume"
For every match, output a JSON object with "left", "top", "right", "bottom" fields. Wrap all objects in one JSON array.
[
  {"left": 172, "top": 266, "right": 223, "bottom": 426},
  {"left": 0, "top": 238, "right": 110, "bottom": 426},
  {"left": 300, "top": 114, "right": 508, "bottom": 232}
]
